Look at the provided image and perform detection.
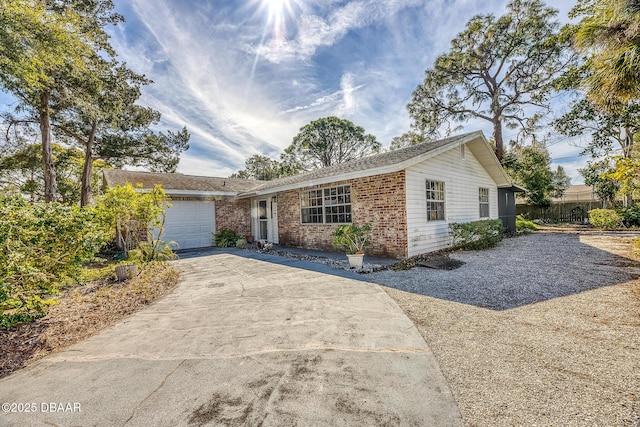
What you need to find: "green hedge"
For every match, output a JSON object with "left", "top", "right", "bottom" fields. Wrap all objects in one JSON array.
[
  {"left": 449, "top": 219, "right": 504, "bottom": 250},
  {"left": 0, "top": 196, "right": 109, "bottom": 328},
  {"left": 588, "top": 209, "right": 622, "bottom": 229},
  {"left": 617, "top": 204, "right": 640, "bottom": 228}
]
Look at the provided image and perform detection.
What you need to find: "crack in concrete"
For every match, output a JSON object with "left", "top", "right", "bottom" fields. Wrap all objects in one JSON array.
[
  {"left": 217, "top": 259, "right": 256, "bottom": 297},
  {"left": 49, "top": 346, "right": 431, "bottom": 364},
  {"left": 122, "top": 359, "right": 186, "bottom": 427}
]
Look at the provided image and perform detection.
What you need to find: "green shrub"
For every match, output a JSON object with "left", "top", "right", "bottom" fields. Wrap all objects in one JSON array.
[
  {"left": 331, "top": 223, "right": 372, "bottom": 254},
  {"left": 449, "top": 219, "right": 504, "bottom": 250},
  {"left": 588, "top": 209, "right": 622, "bottom": 229},
  {"left": 213, "top": 229, "right": 241, "bottom": 247},
  {"left": 516, "top": 214, "right": 538, "bottom": 232},
  {"left": 96, "top": 184, "right": 172, "bottom": 261},
  {"left": 617, "top": 204, "right": 640, "bottom": 228},
  {"left": 0, "top": 196, "right": 110, "bottom": 328},
  {"left": 236, "top": 238, "right": 247, "bottom": 249}
]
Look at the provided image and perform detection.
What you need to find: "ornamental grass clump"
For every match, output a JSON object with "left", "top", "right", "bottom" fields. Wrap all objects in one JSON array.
[
  {"left": 213, "top": 229, "right": 241, "bottom": 247},
  {"left": 331, "top": 223, "right": 372, "bottom": 254}
]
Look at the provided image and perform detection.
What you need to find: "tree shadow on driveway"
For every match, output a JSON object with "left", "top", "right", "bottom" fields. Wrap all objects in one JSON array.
[
  {"left": 369, "top": 232, "right": 640, "bottom": 311},
  {"left": 177, "top": 232, "right": 640, "bottom": 311},
  {"left": 177, "top": 246, "right": 375, "bottom": 281}
]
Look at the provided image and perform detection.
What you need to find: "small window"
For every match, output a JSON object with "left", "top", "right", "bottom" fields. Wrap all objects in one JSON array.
[
  {"left": 479, "top": 188, "right": 490, "bottom": 218},
  {"left": 426, "top": 180, "right": 445, "bottom": 221},
  {"left": 301, "top": 185, "right": 351, "bottom": 224}
]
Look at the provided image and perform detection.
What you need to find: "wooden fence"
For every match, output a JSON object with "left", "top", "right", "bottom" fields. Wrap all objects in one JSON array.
[{"left": 516, "top": 202, "right": 602, "bottom": 223}]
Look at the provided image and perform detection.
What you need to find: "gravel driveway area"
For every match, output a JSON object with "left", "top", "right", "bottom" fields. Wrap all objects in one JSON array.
[
  {"left": 375, "top": 231, "right": 640, "bottom": 426},
  {"left": 372, "top": 231, "right": 640, "bottom": 310}
]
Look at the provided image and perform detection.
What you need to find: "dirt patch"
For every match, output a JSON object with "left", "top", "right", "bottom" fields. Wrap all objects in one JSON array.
[
  {"left": 390, "top": 249, "right": 463, "bottom": 271},
  {"left": 335, "top": 396, "right": 401, "bottom": 426},
  {"left": 0, "top": 263, "right": 179, "bottom": 379},
  {"left": 383, "top": 231, "right": 640, "bottom": 426},
  {"left": 417, "top": 256, "right": 465, "bottom": 270},
  {"left": 188, "top": 393, "right": 250, "bottom": 427}
]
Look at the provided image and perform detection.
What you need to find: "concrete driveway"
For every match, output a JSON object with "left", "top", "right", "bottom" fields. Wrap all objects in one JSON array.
[{"left": 0, "top": 252, "right": 461, "bottom": 426}]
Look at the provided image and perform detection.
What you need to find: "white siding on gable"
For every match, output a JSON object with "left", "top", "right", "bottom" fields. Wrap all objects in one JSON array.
[{"left": 405, "top": 143, "right": 498, "bottom": 256}]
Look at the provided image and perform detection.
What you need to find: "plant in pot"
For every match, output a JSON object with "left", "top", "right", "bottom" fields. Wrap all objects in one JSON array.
[{"left": 331, "top": 223, "right": 372, "bottom": 268}]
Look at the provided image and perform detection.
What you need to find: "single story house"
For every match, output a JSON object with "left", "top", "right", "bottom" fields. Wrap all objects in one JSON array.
[
  {"left": 551, "top": 185, "right": 598, "bottom": 205},
  {"left": 516, "top": 185, "right": 606, "bottom": 223},
  {"left": 103, "top": 131, "right": 520, "bottom": 258}
]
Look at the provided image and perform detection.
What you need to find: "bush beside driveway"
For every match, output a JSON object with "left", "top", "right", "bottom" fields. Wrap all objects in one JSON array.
[{"left": 0, "top": 253, "right": 462, "bottom": 426}]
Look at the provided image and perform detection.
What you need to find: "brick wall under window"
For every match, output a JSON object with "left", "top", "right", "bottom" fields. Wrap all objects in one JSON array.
[{"left": 277, "top": 171, "right": 408, "bottom": 258}]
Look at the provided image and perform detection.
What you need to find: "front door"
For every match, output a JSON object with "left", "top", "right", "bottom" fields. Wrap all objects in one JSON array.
[{"left": 258, "top": 200, "right": 268, "bottom": 240}]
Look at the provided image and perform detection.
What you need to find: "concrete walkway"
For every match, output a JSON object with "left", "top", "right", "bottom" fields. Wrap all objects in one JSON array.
[{"left": 0, "top": 252, "right": 461, "bottom": 426}]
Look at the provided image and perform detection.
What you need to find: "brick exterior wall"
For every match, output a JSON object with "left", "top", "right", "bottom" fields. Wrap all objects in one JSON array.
[
  {"left": 215, "top": 197, "right": 251, "bottom": 237},
  {"left": 277, "top": 171, "right": 408, "bottom": 258}
]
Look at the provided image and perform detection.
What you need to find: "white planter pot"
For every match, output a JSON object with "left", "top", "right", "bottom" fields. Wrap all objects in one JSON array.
[{"left": 346, "top": 253, "right": 364, "bottom": 269}]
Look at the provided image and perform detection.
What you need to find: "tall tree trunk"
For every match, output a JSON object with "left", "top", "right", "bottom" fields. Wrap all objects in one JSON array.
[
  {"left": 623, "top": 128, "right": 634, "bottom": 207},
  {"left": 80, "top": 120, "right": 98, "bottom": 207},
  {"left": 39, "top": 91, "right": 57, "bottom": 202},
  {"left": 492, "top": 118, "right": 504, "bottom": 163}
]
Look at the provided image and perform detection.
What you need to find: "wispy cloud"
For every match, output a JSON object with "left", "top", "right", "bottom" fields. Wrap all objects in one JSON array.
[
  {"left": 105, "top": 0, "right": 582, "bottom": 179},
  {"left": 253, "top": 0, "right": 423, "bottom": 63}
]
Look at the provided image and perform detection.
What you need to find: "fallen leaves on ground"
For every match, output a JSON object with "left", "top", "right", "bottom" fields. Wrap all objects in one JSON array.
[{"left": 0, "top": 263, "right": 179, "bottom": 379}]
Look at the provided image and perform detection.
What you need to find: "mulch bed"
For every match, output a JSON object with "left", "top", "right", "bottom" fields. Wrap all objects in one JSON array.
[{"left": 0, "top": 263, "right": 179, "bottom": 379}]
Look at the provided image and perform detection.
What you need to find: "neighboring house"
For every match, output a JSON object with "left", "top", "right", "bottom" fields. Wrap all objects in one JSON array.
[
  {"left": 103, "top": 131, "right": 519, "bottom": 258},
  {"left": 517, "top": 185, "right": 603, "bottom": 223},
  {"left": 550, "top": 185, "right": 599, "bottom": 205}
]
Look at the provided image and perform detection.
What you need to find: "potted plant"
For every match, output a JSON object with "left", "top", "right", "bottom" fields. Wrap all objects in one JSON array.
[{"left": 331, "top": 223, "right": 372, "bottom": 268}]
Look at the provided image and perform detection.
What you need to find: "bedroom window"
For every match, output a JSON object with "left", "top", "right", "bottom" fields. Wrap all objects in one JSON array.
[
  {"left": 479, "top": 188, "right": 490, "bottom": 218},
  {"left": 426, "top": 180, "right": 445, "bottom": 221},
  {"left": 301, "top": 185, "right": 352, "bottom": 224}
]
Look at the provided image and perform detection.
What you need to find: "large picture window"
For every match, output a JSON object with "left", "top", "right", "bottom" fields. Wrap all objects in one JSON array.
[
  {"left": 479, "top": 188, "right": 490, "bottom": 218},
  {"left": 426, "top": 180, "right": 445, "bottom": 221},
  {"left": 301, "top": 185, "right": 352, "bottom": 224}
]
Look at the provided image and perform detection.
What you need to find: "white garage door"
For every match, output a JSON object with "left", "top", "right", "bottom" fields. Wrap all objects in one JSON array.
[{"left": 162, "top": 201, "right": 215, "bottom": 250}]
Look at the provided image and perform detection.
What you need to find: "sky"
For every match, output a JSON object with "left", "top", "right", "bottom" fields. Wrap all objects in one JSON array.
[{"left": 2, "top": 0, "right": 586, "bottom": 182}]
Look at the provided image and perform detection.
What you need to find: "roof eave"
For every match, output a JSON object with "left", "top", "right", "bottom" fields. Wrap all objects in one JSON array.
[
  {"left": 163, "top": 190, "right": 239, "bottom": 197},
  {"left": 465, "top": 134, "right": 517, "bottom": 188},
  {"left": 244, "top": 163, "right": 407, "bottom": 196},
  {"left": 245, "top": 132, "right": 487, "bottom": 195}
]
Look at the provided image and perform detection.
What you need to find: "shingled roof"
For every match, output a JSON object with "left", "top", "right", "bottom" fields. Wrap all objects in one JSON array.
[
  {"left": 103, "top": 131, "right": 513, "bottom": 196},
  {"left": 246, "top": 131, "right": 515, "bottom": 195},
  {"left": 102, "top": 169, "right": 262, "bottom": 194}
]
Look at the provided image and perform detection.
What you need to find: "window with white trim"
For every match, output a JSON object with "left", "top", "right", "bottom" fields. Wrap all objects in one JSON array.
[
  {"left": 301, "top": 185, "right": 352, "bottom": 224},
  {"left": 479, "top": 187, "right": 490, "bottom": 218},
  {"left": 426, "top": 180, "right": 445, "bottom": 221}
]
